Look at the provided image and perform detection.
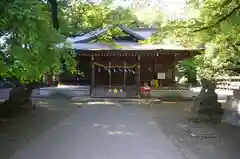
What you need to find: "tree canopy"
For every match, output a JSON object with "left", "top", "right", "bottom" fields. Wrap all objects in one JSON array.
[
  {"left": 0, "top": 0, "right": 76, "bottom": 83},
  {"left": 153, "top": 0, "right": 240, "bottom": 80},
  {"left": 59, "top": 0, "right": 140, "bottom": 33}
]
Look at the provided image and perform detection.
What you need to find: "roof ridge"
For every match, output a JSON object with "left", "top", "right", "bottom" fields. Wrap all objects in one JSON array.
[
  {"left": 73, "top": 26, "right": 113, "bottom": 43},
  {"left": 70, "top": 24, "right": 155, "bottom": 44},
  {"left": 118, "top": 24, "right": 146, "bottom": 40},
  {"left": 131, "top": 28, "right": 158, "bottom": 31}
]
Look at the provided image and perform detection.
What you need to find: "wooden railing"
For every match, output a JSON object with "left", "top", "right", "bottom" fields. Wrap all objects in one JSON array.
[{"left": 216, "top": 76, "right": 240, "bottom": 90}]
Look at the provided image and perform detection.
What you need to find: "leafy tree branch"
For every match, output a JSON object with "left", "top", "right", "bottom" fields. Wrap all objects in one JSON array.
[{"left": 193, "top": 3, "right": 240, "bottom": 32}]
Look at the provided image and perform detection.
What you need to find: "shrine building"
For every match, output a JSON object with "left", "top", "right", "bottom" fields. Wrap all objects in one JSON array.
[{"left": 61, "top": 24, "right": 202, "bottom": 98}]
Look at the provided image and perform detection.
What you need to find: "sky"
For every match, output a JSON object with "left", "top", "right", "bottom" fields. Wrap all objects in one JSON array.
[
  {"left": 160, "top": 0, "right": 187, "bottom": 19},
  {"left": 109, "top": 0, "right": 187, "bottom": 20},
  {"left": 89, "top": 0, "right": 188, "bottom": 20}
]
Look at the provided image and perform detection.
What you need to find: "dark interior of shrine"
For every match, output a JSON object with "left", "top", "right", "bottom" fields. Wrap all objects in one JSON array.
[{"left": 59, "top": 51, "right": 192, "bottom": 87}]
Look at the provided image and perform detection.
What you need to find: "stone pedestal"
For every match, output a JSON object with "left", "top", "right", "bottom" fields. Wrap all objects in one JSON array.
[
  {"left": 223, "top": 89, "right": 240, "bottom": 126},
  {"left": 195, "top": 79, "right": 223, "bottom": 116}
]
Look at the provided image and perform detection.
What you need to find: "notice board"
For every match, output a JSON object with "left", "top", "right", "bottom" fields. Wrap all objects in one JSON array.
[{"left": 157, "top": 73, "right": 165, "bottom": 79}]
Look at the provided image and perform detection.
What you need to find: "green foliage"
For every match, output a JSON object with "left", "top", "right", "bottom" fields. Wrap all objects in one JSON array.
[
  {"left": 58, "top": 1, "right": 142, "bottom": 45},
  {"left": 177, "top": 58, "right": 197, "bottom": 84},
  {"left": 62, "top": 1, "right": 139, "bottom": 32},
  {"left": 154, "top": 0, "right": 240, "bottom": 80},
  {"left": 0, "top": 0, "right": 76, "bottom": 83}
]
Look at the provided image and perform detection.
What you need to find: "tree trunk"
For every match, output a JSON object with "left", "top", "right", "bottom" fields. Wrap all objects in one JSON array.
[
  {"left": 0, "top": 83, "right": 35, "bottom": 117},
  {"left": 195, "top": 79, "right": 223, "bottom": 116},
  {"left": 49, "top": 0, "right": 59, "bottom": 30}
]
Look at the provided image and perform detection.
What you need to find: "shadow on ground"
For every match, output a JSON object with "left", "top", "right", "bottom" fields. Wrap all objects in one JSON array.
[
  {"left": 0, "top": 99, "right": 77, "bottom": 159},
  {"left": 148, "top": 101, "right": 240, "bottom": 159}
]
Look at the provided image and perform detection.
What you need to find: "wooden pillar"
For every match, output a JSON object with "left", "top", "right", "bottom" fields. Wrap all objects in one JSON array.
[
  {"left": 123, "top": 61, "right": 127, "bottom": 89},
  {"left": 153, "top": 58, "right": 157, "bottom": 77},
  {"left": 90, "top": 55, "right": 95, "bottom": 96},
  {"left": 136, "top": 55, "right": 141, "bottom": 98},
  {"left": 153, "top": 59, "right": 156, "bottom": 71},
  {"left": 172, "top": 54, "right": 176, "bottom": 84},
  {"left": 109, "top": 61, "right": 111, "bottom": 88}
]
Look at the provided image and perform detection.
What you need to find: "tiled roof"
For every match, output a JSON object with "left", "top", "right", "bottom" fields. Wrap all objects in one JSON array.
[
  {"left": 63, "top": 25, "right": 203, "bottom": 52},
  {"left": 66, "top": 27, "right": 111, "bottom": 43},
  {"left": 66, "top": 24, "right": 157, "bottom": 44}
]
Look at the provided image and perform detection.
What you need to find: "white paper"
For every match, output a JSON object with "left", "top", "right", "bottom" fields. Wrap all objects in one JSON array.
[{"left": 157, "top": 73, "right": 165, "bottom": 79}]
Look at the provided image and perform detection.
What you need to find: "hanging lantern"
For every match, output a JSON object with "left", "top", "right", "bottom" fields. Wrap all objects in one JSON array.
[{"left": 98, "top": 67, "right": 101, "bottom": 73}]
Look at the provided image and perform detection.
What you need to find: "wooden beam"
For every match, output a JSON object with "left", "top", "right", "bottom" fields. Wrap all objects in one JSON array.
[{"left": 77, "top": 50, "right": 200, "bottom": 57}]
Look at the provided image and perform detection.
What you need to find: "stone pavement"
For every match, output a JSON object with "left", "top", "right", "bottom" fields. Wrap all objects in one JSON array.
[
  {"left": 1, "top": 98, "right": 240, "bottom": 159},
  {"left": 0, "top": 99, "right": 78, "bottom": 159},
  {"left": 6, "top": 100, "right": 186, "bottom": 159}
]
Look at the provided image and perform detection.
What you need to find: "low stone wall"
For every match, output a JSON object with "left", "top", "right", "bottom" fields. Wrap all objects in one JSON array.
[
  {"left": 150, "top": 89, "right": 199, "bottom": 99},
  {"left": 32, "top": 85, "right": 90, "bottom": 98}
]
